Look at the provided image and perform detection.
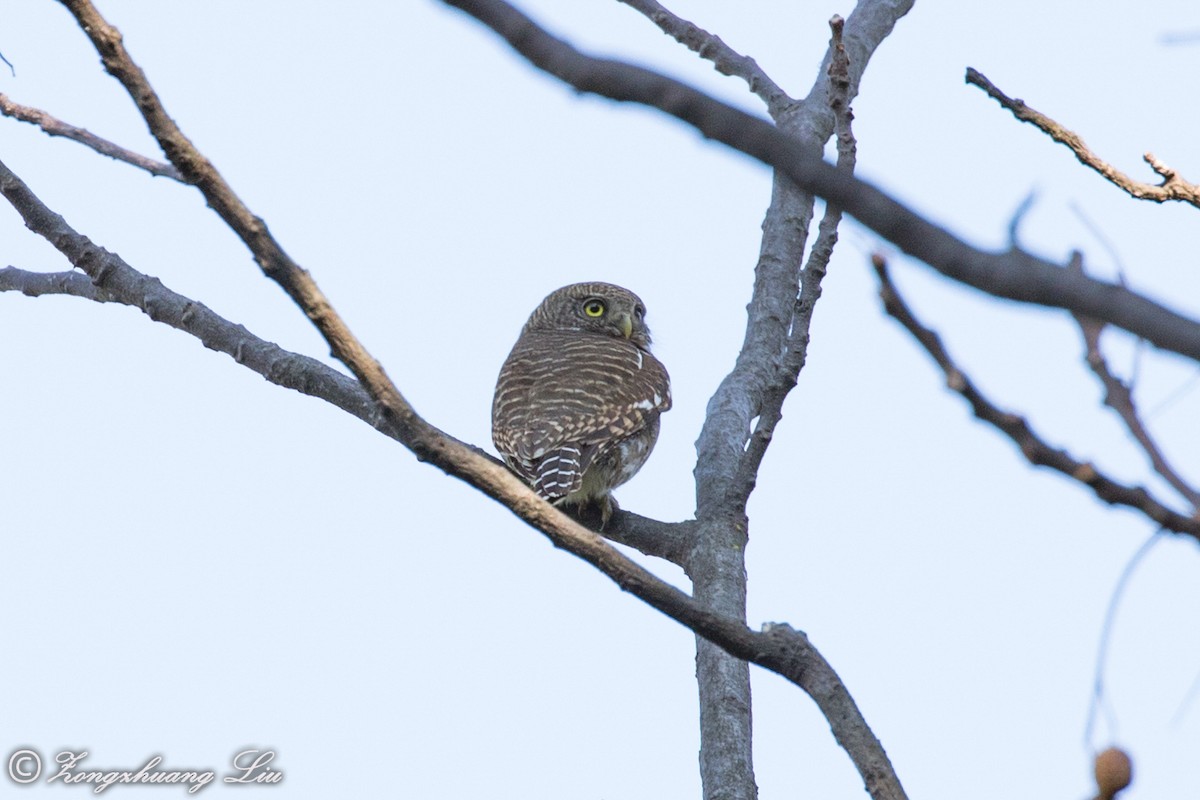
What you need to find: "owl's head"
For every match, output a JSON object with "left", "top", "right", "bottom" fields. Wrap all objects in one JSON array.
[{"left": 522, "top": 282, "right": 654, "bottom": 350}]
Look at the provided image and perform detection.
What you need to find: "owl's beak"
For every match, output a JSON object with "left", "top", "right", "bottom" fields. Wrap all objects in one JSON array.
[{"left": 615, "top": 312, "right": 633, "bottom": 339}]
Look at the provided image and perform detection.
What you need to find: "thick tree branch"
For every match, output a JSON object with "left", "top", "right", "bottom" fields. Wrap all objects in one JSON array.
[
  {"left": 0, "top": 156, "right": 882, "bottom": 723},
  {"left": 0, "top": 154, "right": 899, "bottom": 800},
  {"left": 966, "top": 68, "right": 1200, "bottom": 208},
  {"left": 0, "top": 263, "right": 383, "bottom": 421},
  {"left": 694, "top": 2, "right": 910, "bottom": 521},
  {"left": 873, "top": 255, "right": 1200, "bottom": 542},
  {"left": 730, "top": 15, "right": 857, "bottom": 508},
  {"left": 600, "top": 509, "right": 697, "bottom": 562},
  {"left": 57, "top": 0, "right": 410, "bottom": 448},
  {"left": 0, "top": 93, "right": 183, "bottom": 180},
  {"left": 0, "top": 262, "right": 685, "bottom": 564},
  {"left": 441, "top": 0, "right": 1200, "bottom": 365},
  {"left": 50, "top": 0, "right": 690, "bottom": 560},
  {"left": 616, "top": 0, "right": 796, "bottom": 118}
]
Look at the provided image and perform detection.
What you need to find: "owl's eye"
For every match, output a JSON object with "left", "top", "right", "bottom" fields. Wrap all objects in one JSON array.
[{"left": 583, "top": 299, "right": 606, "bottom": 318}]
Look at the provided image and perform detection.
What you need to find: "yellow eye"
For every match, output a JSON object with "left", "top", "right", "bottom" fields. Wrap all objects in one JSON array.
[{"left": 583, "top": 299, "right": 606, "bottom": 318}]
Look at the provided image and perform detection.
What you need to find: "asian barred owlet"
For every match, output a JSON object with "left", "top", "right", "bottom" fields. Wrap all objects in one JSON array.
[{"left": 492, "top": 282, "right": 671, "bottom": 526}]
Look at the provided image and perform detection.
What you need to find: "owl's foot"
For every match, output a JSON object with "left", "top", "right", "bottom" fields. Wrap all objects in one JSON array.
[{"left": 560, "top": 494, "right": 619, "bottom": 531}]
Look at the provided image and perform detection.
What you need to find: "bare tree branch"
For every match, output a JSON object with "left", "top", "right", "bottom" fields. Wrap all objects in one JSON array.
[
  {"left": 54, "top": 0, "right": 446, "bottom": 511},
  {"left": 965, "top": 68, "right": 1200, "bottom": 208},
  {"left": 0, "top": 93, "right": 183, "bottom": 180},
  {"left": 1078, "top": 321, "right": 1200, "bottom": 510},
  {"left": 1068, "top": 258, "right": 1200, "bottom": 510},
  {"left": 0, "top": 265, "right": 685, "bottom": 562},
  {"left": 0, "top": 154, "right": 890, "bottom": 738},
  {"left": 614, "top": 4, "right": 908, "bottom": 796},
  {"left": 631, "top": 5, "right": 909, "bottom": 797},
  {"left": 731, "top": 15, "right": 857, "bottom": 508},
  {"left": 25, "top": 4, "right": 913, "bottom": 797},
  {"left": 616, "top": 0, "right": 796, "bottom": 118},
  {"left": 1, "top": 267, "right": 116, "bottom": 302},
  {"left": 0, "top": 157, "right": 902, "bottom": 800},
  {"left": 49, "top": 0, "right": 692, "bottom": 556},
  {"left": 0, "top": 255, "right": 383, "bottom": 429},
  {"left": 873, "top": 254, "right": 1200, "bottom": 541},
  {"left": 440, "top": 0, "right": 1200, "bottom": 365},
  {"left": 598, "top": 509, "right": 697, "bottom": 563}
]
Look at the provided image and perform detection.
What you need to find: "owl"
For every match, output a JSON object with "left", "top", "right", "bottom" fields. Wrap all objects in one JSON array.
[{"left": 492, "top": 282, "right": 671, "bottom": 526}]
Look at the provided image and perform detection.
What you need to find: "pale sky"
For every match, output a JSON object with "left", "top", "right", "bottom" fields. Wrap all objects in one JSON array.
[{"left": 3, "top": 2, "right": 1199, "bottom": 798}]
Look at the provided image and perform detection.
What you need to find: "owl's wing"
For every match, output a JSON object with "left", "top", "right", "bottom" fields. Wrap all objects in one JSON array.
[{"left": 492, "top": 332, "right": 671, "bottom": 499}]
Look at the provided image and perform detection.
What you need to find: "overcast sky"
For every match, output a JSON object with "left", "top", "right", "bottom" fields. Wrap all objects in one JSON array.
[{"left": 3, "top": 2, "right": 1199, "bottom": 798}]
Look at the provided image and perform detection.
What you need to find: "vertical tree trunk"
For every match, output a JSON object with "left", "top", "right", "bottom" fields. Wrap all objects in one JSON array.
[{"left": 692, "top": 517, "right": 755, "bottom": 800}]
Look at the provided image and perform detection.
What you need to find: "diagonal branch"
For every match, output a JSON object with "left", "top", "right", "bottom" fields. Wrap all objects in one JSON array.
[
  {"left": 873, "top": 254, "right": 1200, "bottom": 541},
  {"left": 0, "top": 93, "right": 183, "bottom": 180},
  {"left": 0, "top": 157, "right": 900, "bottom": 798},
  {"left": 51, "top": 0, "right": 698, "bottom": 562},
  {"left": 441, "top": 0, "right": 1200, "bottom": 365},
  {"left": 1069, "top": 258, "right": 1200, "bottom": 510},
  {"left": 48, "top": 0, "right": 693, "bottom": 563},
  {"left": 966, "top": 68, "right": 1200, "bottom": 208},
  {"left": 57, "top": 0, "right": 389, "bottom": 411},
  {"left": 0, "top": 261, "right": 688, "bottom": 562},
  {"left": 0, "top": 262, "right": 702, "bottom": 571},
  {"left": 615, "top": 0, "right": 796, "bottom": 118}
]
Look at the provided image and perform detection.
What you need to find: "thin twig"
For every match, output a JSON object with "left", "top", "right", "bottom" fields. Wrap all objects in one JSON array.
[
  {"left": 0, "top": 93, "right": 183, "bottom": 180},
  {"left": 1084, "top": 531, "right": 1164, "bottom": 748},
  {"left": 873, "top": 254, "right": 1200, "bottom": 541},
  {"left": 966, "top": 67, "right": 1200, "bottom": 208},
  {"left": 1069, "top": 260, "right": 1200, "bottom": 509},
  {"left": 0, "top": 267, "right": 115, "bottom": 302},
  {"left": 616, "top": 0, "right": 796, "bottom": 118},
  {"left": 1147, "top": 369, "right": 1200, "bottom": 417}
]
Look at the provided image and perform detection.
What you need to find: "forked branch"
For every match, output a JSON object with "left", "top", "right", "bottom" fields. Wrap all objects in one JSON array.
[
  {"left": 0, "top": 93, "right": 182, "bottom": 180},
  {"left": 1077, "top": 318, "right": 1200, "bottom": 510},
  {"left": 616, "top": 0, "right": 796, "bottom": 117},
  {"left": 873, "top": 254, "right": 1200, "bottom": 541}
]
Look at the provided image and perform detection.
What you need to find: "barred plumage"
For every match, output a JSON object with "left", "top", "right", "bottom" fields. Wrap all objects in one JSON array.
[{"left": 492, "top": 282, "right": 671, "bottom": 525}]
